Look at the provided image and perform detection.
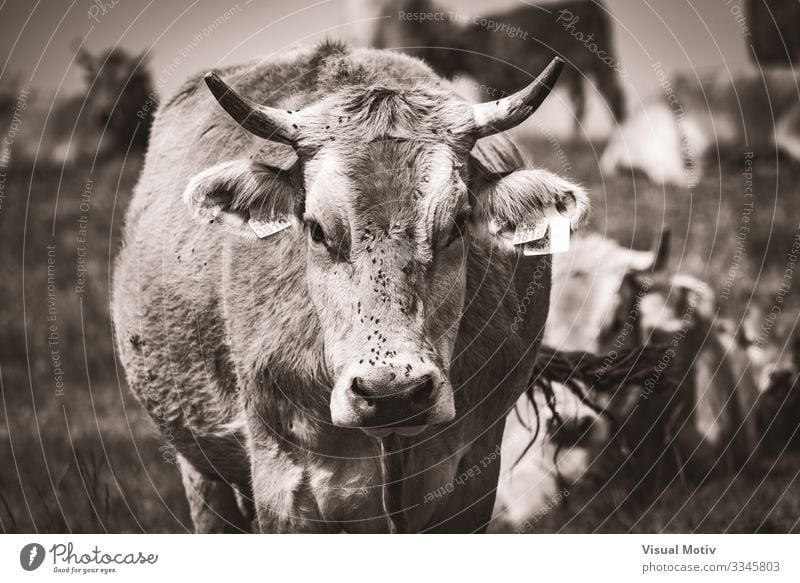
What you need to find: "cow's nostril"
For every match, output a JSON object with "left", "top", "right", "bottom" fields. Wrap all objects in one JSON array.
[
  {"left": 409, "top": 375, "right": 434, "bottom": 404},
  {"left": 350, "top": 377, "right": 375, "bottom": 405}
]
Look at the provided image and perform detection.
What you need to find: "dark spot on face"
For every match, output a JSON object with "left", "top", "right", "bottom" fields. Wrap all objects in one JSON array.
[{"left": 129, "top": 334, "right": 144, "bottom": 352}]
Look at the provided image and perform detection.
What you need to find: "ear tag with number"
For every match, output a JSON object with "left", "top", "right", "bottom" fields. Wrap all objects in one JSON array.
[
  {"left": 523, "top": 215, "right": 570, "bottom": 255},
  {"left": 512, "top": 207, "right": 571, "bottom": 256},
  {"left": 513, "top": 221, "right": 549, "bottom": 246},
  {"left": 248, "top": 207, "right": 293, "bottom": 239}
]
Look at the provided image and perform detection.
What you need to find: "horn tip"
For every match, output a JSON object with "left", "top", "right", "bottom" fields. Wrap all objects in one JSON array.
[
  {"left": 548, "top": 57, "right": 565, "bottom": 74},
  {"left": 203, "top": 71, "right": 228, "bottom": 100}
]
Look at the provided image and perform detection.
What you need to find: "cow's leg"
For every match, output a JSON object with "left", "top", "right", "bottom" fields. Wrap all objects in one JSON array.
[
  {"left": 596, "top": 69, "right": 626, "bottom": 124},
  {"left": 177, "top": 455, "right": 250, "bottom": 533},
  {"left": 567, "top": 71, "right": 585, "bottom": 134}
]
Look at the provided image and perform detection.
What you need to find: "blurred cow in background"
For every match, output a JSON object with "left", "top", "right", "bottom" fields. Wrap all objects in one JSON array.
[
  {"left": 748, "top": 0, "right": 800, "bottom": 66},
  {"left": 16, "top": 46, "right": 153, "bottom": 166},
  {"left": 353, "top": 0, "right": 626, "bottom": 133},
  {"left": 747, "top": 308, "right": 800, "bottom": 454},
  {"left": 494, "top": 231, "right": 762, "bottom": 528},
  {"left": 603, "top": 271, "right": 759, "bottom": 483},
  {"left": 494, "top": 232, "right": 662, "bottom": 527},
  {"left": 602, "top": 68, "right": 800, "bottom": 186}
]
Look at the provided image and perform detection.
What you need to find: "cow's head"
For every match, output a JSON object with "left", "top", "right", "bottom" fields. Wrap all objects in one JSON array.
[{"left": 186, "top": 56, "right": 588, "bottom": 435}]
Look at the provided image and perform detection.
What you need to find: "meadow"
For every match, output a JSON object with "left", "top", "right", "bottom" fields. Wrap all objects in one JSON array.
[{"left": 1, "top": 130, "right": 798, "bottom": 533}]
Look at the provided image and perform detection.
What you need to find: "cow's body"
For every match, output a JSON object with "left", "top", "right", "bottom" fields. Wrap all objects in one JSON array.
[
  {"left": 112, "top": 43, "right": 573, "bottom": 532},
  {"left": 354, "top": 0, "right": 626, "bottom": 131},
  {"left": 602, "top": 68, "right": 800, "bottom": 186},
  {"left": 748, "top": 0, "right": 800, "bottom": 66}
]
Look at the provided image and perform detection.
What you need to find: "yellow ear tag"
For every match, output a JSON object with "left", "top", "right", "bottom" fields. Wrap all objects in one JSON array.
[{"left": 248, "top": 207, "right": 292, "bottom": 239}]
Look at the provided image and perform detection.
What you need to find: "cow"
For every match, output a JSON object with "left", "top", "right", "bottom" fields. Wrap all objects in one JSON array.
[
  {"left": 353, "top": 0, "right": 626, "bottom": 133},
  {"left": 575, "top": 270, "right": 759, "bottom": 491},
  {"left": 747, "top": 0, "right": 800, "bottom": 66},
  {"left": 16, "top": 46, "right": 153, "bottom": 166},
  {"left": 493, "top": 232, "right": 661, "bottom": 526},
  {"left": 495, "top": 233, "right": 762, "bottom": 527},
  {"left": 111, "top": 41, "right": 589, "bottom": 533},
  {"left": 749, "top": 309, "right": 800, "bottom": 454},
  {"left": 601, "top": 68, "right": 800, "bottom": 186}
]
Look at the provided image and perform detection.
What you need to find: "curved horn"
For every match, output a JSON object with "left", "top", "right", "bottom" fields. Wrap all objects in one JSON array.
[
  {"left": 472, "top": 57, "right": 565, "bottom": 138},
  {"left": 650, "top": 227, "right": 671, "bottom": 273},
  {"left": 204, "top": 72, "right": 299, "bottom": 145}
]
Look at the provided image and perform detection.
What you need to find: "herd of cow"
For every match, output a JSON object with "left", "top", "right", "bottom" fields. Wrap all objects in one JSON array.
[{"left": 6, "top": 0, "right": 799, "bottom": 533}]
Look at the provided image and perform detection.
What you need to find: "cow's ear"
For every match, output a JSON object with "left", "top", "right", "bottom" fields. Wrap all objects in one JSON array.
[
  {"left": 468, "top": 156, "right": 589, "bottom": 250},
  {"left": 184, "top": 159, "right": 300, "bottom": 236}
]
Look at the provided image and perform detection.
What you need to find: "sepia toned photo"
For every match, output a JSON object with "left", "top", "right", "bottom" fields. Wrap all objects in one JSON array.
[{"left": 1, "top": 3, "right": 799, "bottom": 571}]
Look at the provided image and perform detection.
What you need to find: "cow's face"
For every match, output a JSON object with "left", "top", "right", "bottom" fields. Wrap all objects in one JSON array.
[
  {"left": 186, "top": 57, "right": 589, "bottom": 434},
  {"left": 301, "top": 133, "right": 474, "bottom": 433}
]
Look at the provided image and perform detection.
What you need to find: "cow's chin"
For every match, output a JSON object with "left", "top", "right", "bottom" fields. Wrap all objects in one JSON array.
[{"left": 360, "top": 426, "right": 428, "bottom": 438}]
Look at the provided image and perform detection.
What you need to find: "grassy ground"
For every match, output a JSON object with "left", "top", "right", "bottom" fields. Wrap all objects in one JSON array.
[
  {"left": 1, "top": 132, "right": 798, "bottom": 533},
  {"left": 0, "top": 155, "right": 190, "bottom": 533}
]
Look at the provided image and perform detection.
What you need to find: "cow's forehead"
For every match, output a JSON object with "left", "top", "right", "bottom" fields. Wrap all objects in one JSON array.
[
  {"left": 299, "top": 85, "right": 476, "bottom": 150},
  {"left": 305, "top": 140, "right": 465, "bottom": 225}
]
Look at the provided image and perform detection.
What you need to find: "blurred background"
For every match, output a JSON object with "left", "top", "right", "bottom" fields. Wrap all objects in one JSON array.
[{"left": 1, "top": 0, "right": 799, "bottom": 533}]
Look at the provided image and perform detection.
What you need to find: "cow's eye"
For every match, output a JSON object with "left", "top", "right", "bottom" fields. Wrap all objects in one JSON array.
[
  {"left": 307, "top": 220, "right": 326, "bottom": 245},
  {"left": 445, "top": 210, "right": 471, "bottom": 246}
]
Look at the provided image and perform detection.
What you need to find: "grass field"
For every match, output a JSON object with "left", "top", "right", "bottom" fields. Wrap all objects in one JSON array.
[{"left": 1, "top": 131, "right": 799, "bottom": 533}]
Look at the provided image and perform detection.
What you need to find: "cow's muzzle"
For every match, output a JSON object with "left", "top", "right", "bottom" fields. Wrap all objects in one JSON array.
[{"left": 330, "top": 360, "right": 455, "bottom": 433}]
